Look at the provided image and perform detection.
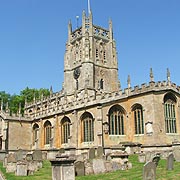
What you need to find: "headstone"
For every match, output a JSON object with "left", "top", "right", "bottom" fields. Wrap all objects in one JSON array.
[
  {"left": 88, "top": 148, "right": 95, "bottom": 159},
  {"left": 3, "top": 156, "right": 7, "bottom": 167},
  {"left": 75, "top": 161, "right": 85, "bottom": 176},
  {"left": 16, "top": 161, "right": 28, "bottom": 176},
  {"left": 145, "top": 152, "right": 152, "bottom": 162},
  {"left": 112, "top": 161, "right": 120, "bottom": 171},
  {"left": 138, "top": 153, "right": 146, "bottom": 163},
  {"left": 166, "top": 153, "right": 174, "bottom": 170},
  {"left": 152, "top": 153, "right": 160, "bottom": 167},
  {"left": 125, "top": 146, "right": 131, "bottom": 154},
  {"left": 26, "top": 153, "right": 33, "bottom": 161},
  {"left": 92, "top": 159, "right": 106, "bottom": 174},
  {"left": 7, "top": 153, "right": 17, "bottom": 163},
  {"left": 6, "top": 163, "right": 16, "bottom": 173},
  {"left": 143, "top": 161, "right": 156, "bottom": 180},
  {"left": 32, "top": 150, "right": 42, "bottom": 161},
  {"left": 16, "top": 149, "right": 24, "bottom": 161},
  {"left": 97, "top": 146, "right": 104, "bottom": 158},
  {"left": 173, "top": 148, "right": 180, "bottom": 162},
  {"left": 84, "top": 161, "right": 94, "bottom": 175}
]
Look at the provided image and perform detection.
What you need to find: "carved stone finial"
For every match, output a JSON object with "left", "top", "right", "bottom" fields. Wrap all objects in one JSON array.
[
  {"left": 50, "top": 86, "right": 53, "bottom": 95},
  {"left": 167, "top": 68, "right": 171, "bottom": 82},
  {"left": 5, "top": 101, "right": 9, "bottom": 113},
  {"left": 127, "top": 75, "right": 131, "bottom": 88},
  {"left": 18, "top": 103, "right": 21, "bottom": 115},
  {"left": 1, "top": 99, "right": 3, "bottom": 111},
  {"left": 150, "top": 68, "right": 154, "bottom": 82}
]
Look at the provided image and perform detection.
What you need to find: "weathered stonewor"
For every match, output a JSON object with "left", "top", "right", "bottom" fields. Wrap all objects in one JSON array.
[
  {"left": 143, "top": 161, "right": 156, "bottom": 180},
  {"left": 96, "top": 146, "right": 104, "bottom": 158},
  {"left": 16, "top": 149, "right": 25, "bottom": 161},
  {"left": 88, "top": 148, "right": 95, "bottom": 159},
  {"left": 75, "top": 161, "right": 85, "bottom": 176},
  {"left": 92, "top": 159, "right": 106, "bottom": 174},
  {"left": 138, "top": 153, "right": 146, "bottom": 163},
  {"left": 6, "top": 153, "right": 17, "bottom": 173},
  {"left": 16, "top": 161, "right": 28, "bottom": 176},
  {"left": 32, "top": 150, "right": 42, "bottom": 161},
  {"left": 50, "top": 154, "right": 76, "bottom": 180},
  {"left": 166, "top": 153, "right": 174, "bottom": 171}
]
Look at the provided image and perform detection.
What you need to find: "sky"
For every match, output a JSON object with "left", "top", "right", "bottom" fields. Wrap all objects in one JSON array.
[{"left": 0, "top": 0, "right": 180, "bottom": 95}]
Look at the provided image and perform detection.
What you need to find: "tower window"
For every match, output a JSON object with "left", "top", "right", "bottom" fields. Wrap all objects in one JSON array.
[
  {"left": 100, "top": 79, "right": 104, "bottom": 89},
  {"left": 103, "top": 51, "right": 106, "bottom": 60},
  {"left": 164, "top": 93, "right": 177, "bottom": 133},
  {"left": 96, "top": 49, "right": 99, "bottom": 58},
  {"left": 33, "top": 123, "right": 39, "bottom": 145}
]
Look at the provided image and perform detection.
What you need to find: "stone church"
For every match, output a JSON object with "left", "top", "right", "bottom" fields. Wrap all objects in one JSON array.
[{"left": 0, "top": 9, "right": 180, "bottom": 158}]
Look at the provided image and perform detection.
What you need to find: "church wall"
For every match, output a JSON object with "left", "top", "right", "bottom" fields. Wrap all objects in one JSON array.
[{"left": 8, "top": 121, "right": 32, "bottom": 151}]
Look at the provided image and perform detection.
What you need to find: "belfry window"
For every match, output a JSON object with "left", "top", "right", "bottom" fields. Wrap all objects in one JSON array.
[
  {"left": 44, "top": 121, "right": 52, "bottom": 145},
  {"left": 132, "top": 104, "right": 144, "bottom": 135},
  {"left": 100, "top": 79, "right": 104, "bottom": 89},
  {"left": 33, "top": 123, "right": 39, "bottom": 145},
  {"left": 61, "top": 117, "right": 71, "bottom": 144},
  {"left": 81, "top": 112, "right": 94, "bottom": 142},
  {"left": 164, "top": 93, "right": 177, "bottom": 133},
  {"left": 96, "top": 49, "right": 99, "bottom": 58},
  {"left": 109, "top": 105, "right": 125, "bottom": 135}
]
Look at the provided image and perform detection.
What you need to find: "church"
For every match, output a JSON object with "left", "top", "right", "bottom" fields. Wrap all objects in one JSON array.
[{"left": 0, "top": 8, "right": 180, "bottom": 158}]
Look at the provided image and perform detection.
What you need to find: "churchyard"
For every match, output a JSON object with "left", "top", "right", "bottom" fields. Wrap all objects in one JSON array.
[{"left": 0, "top": 154, "right": 180, "bottom": 180}]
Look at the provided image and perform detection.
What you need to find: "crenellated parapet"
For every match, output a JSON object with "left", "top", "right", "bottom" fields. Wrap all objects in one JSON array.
[{"left": 24, "top": 79, "right": 180, "bottom": 120}]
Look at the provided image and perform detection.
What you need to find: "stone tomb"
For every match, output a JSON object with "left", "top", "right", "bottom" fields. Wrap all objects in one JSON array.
[
  {"left": 166, "top": 153, "right": 174, "bottom": 171},
  {"left": 143, "top": 161, "right": 156, "bottom": 180},
  {"left": 16, "top": 161, "right": 28, "bottom": 176},
  {"left": 50, "top": 154, "right": 76, "bottom": 180}
]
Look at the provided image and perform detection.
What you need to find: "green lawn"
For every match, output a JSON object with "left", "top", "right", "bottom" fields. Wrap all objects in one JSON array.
[{"left": 0, "top": 155, "right": 180, "bottom": 180}]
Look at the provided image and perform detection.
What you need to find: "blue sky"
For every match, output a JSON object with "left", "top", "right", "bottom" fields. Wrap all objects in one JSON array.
[{"left": 0, "top": 0, "right": 180, "bottom": 95}]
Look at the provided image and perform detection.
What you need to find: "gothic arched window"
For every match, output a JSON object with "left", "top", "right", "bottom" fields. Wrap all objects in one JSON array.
[
  {"left": 61, "top": 117, "right": 71, "bottom": 144},
  {"left": 109, "top": 105, "right": 125, "bottom": 135},
  {"left": 81, "top": 112, "right": 94, "bottom": 142},
  {"left": 164, "top": 93, "right": 177, "bottom": 133},
  {"left": 132, "top": 104, "right": 144, "bottom": 135},
  {"left": 33, "top": 123, "right": 39, "bottom": 145},
  {"left": 44, "top": 121, "right": 52, "bottom": 145}
]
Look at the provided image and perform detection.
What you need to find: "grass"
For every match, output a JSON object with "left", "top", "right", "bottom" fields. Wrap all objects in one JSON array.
[
  {"left": 0, "top": 161, "right": 51, "bottom": 180},
  {"left": 0, "top": 155, "right": 180, "bottom": 180}
]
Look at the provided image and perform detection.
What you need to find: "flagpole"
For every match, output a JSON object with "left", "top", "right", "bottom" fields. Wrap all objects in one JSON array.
[{"left": 88, "top": 0, "right": 91, "bottom": 14}]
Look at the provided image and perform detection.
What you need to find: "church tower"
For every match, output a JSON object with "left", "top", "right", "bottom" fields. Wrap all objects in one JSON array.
[{"left": 63, "top": 10, "right": 119, "bottom": 95}]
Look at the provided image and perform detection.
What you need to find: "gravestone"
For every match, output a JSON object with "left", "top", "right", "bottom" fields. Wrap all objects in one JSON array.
[
  {"left": 143, "top": 161, "right": 156, "bottom": 180},
  {"left": 26, "top": 153, "right": 33, "bottom": 161},
  {"left": 7, "top": 153, "right": 17, "bottom": 163},
  {"left": 32, "top": 150, "right": 42, "bottom": 161},
  {"left": 75, "top": 161, "right": 85, "bottom": 176},
  {"left": 152, "top": 154, "right": 160, "bottom": 167},
  {"left": 173, "top": 148, "right": 180, "bottom": 162},
  {"left": 16, "top": 149, "right": 24, "bottom": 161},
  {"left": 145, "top": 152, "right": 152, "bottom": 162},
  {"left": 166, "top": 153, "right": 174, "bottom": 170},
  {"left": 138, "top": 153, "right": 146, "bottom": 163},
  {"left": 3, "top": 156, "right": 7, "bottom": 167},
  {"left": 92, "top": 159, "right": 106, "bottom": 174},
  {"left": 16, "top": 161, "right": 28, "bottom": 176},
  {"left": 97, "top": 146, "right": 104, "bottom": 158},
  {"left": 88, "top": 148, "right": 95, "bottom": 159}
]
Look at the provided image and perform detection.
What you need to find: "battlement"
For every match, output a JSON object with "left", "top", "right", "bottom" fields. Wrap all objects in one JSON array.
[{"left": 23, "top": 80, "right": 180, "bottom": 120}]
